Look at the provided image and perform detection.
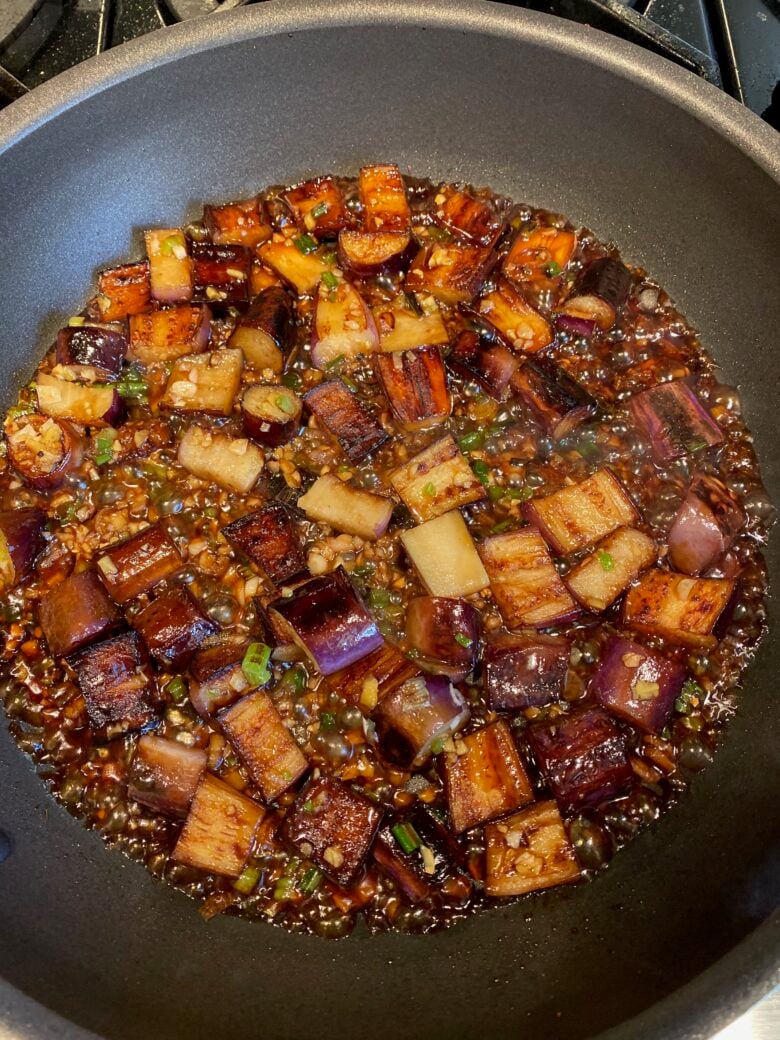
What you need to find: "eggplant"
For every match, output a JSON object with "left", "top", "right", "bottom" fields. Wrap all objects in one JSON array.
[
  {"left": 303, "top": 379, "right": 389, "bottom": 463},
  {"left": 324, "top": 640, "right": 419, "bottom": 707},
  {"left": 510, "top": 356, "right": 597, "bottom": 438},
  {"left": 268, "top": 567, "right": 382, "bottom": 676},
  {"left": 281, "top": 775, "right": 382, "bottom": 887},
  {"left": 219, "top": 690, "right": 308, "bottom": 803},
  {"left": 222, "top": 503, "right": 307, "bottom": 586},
  {"left": 55, "top": 323, "right": 128, "bottom": 380},
  {"left": 405, "top": 241, "right": 493, "bottom": 306},
  {"left": 203, "top": 196, "right": 272, "bottom": 247},
  {"left": 177, "top": 424, "right": 264, "bottom": 494},
  {"left": 310, "top": 279, "right": 379, "bottom": 368},
  {"left": 39, "top": 569, "right": 122, "bottom": 657},
  {"left": 337, "top": 229, "right": 413, "bottom": 277},
  {"left": 359, "top": 164, "right": 411, "bottom": 233},
  {"left": 374, "top": 345, "right": 451, "bottom": 430},
  {"left": 447, "top": 329, "right": 518, "bottom": 402},
  {"left": 132, "top": 586, "right": 219, "bottom": 670},
  {"left": 558, "top": 257, "right": 632, "bottom": 331},
  {"left": 172, "top": 773, "right": 265, "bottom": 878},
  {"left": 405, "top": 596, "right": 481, "bottom": 679},
  {"left": 283, "top": 176, "right": 350, "bottom": 240},
  {"left": 443, "top": 720, "right": 533, "bottom": 834},
  {"left": 68, "top": 630, "right": 157, "bottom": 740},
  {"left": 160, "top": 348, "right": 243, "bottom": 416},
  {"left": 241, "top": 384, "right": 302, "bottom": 446},
  {"left": 128, "top": 304, "right": 211, "bottom": 364},
  {"left": 622, "top": 567, "right": 734, "bottom": 649},
  {"left": 35, "top": 373, "right": 125, "bottom": 428},
  {"left": 591, "top": 635, "right": 686, "bottom": 734},
  {"left": 127, "top": 734, "right": 207, "bottom": 818},
  {"left": 389, "top": 433, "right": 485, "bottom": 522},
  {"left": 189, "top": 638, "right": 251, "bottom": 718},
  {"left": 297, "top": 473, "right": 393, "bottom": 541},
  {"left": 191, "top": 242, "right": 252, "bottom": 306},
  {"left": 668, "top": 475, "right": 744, "bottom": 575},
  {"left": 555, "top": 314, "right": 598, "bottom": 339},
  {"left": 629, "top": 381, "right": 724, "bottom": 462},
  {"left": 373, "top": 674, "right": 470, "bottom": 768},
  {"left": 96, "top": 260, "right": 151, "bottom": 322},
  {"left": 483, "top": 632, "right": 570, "bottom": 711},
  {"left": 484, "top": 800, "right": 580, "bottom": 897},
  {"left": 479, "top": 528, "right": 580, "bottom": 630},
  {"left": 502, "top": 226, "right": 577, "bottom": 287},
  {"left": 227, "top": 286, "right": 295, "bottom": 373},
  {"left": 476, "top": 277, "right": 553, "bottom": 353},
  {"left": 144, "top": 228, "right": 193, "bottom": 304},
  {"left": 400, "top": 510, "right": 489, "bottom": 598},
  {"left": 5, "top": 413, "right": 83, "bottom": 490},
  {"left": 432, "top": 187, "right": 504, "bottom": 247},
  {"left": 0, "top": 507, "right": 46, "bottom": 592},
  {"left": 372, "top": 833, "right": 432, "bottom": 904},
  {"left": 258, "top": 238, "right": 332, "bottom": 295},
  {"left": 96, "top": 522, "right": 182, "bottom": 604},
  {"left": 523, "top": 468, "right": 639, "bottom": 555},
  {"left": 372, "top": 295, "right": 450, "bottom": 353},
  {"left": 565, "top": 526, "right": 657, "bottom": 613},
  {"left": 526, "top": 706, "right": 633, "bottom": 814}
]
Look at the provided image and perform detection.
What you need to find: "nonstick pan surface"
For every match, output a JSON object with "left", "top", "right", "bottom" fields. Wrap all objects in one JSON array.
[{"left": 0, "top": 3, "right": 778, "bottom": 1039}]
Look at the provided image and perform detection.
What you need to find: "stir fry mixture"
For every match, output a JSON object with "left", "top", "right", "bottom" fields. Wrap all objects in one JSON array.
[{"left": 0, "top": 167, "right": 773, "bottom": 938}]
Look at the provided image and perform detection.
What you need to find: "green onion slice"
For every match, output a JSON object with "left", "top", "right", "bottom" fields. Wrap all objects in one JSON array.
[{"left": 241, "top": 642, "right": 272, "bottom": 687}]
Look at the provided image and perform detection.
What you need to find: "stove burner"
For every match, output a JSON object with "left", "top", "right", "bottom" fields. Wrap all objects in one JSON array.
[
  {"left": 0, "top": 0, "right": 46, "bottom": 52},
  {"left": 164, "top": 0, "right": 250, "bottom": 19}
]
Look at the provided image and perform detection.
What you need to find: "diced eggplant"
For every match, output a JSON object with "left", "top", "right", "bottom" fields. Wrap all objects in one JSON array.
[
  {"left": 523, "top": 468, "right": 639, "bottom": 555},
  {"left": 476, "top": 278, "right": 553, "bottom": 353},
  {"left": 372, "top": 833, "right": 432, "bottom": 904},
  {"left": 55, "top": 323, "right": 127, "bottom": 380},
  {"left": 555, "top": 314, "right": 598, "bottom": 339},
  {"left": 447, "top": 329, "right": 518, "bottom": 402},
  {"left": 191, "top": 242, "right": 252, "bottom": 307},
  {"left": 128, "top": 304, "right": 211, "bottom": 364},
  {"left": 241, "top": 384, "right": 302, "bottom": 446},
  {"left": 483, "top": 632, "right": 570, "bottom": 711},
  {"left": 96, "top": 521, "right": 182, "bottom": 604},
  {"left": 372, "top": 295, "right": 450, "bottom": 353},
  {"left": 629, "top": 381, "right": 724, "bottom": 462},
  {"left": 160, "top": 348, "right": 243, "bottom": 416},
  {"left": 503, "top": 226, "right": 577, "bottom": 287},
  {"left": 668, "top": 475, "right": 744, "bottom": 575},
  {"left": 144, "top": 229, "right": 193, "bottom": 304},
  {"left": 69, "top": 631, "right": 157, "bottom": 740},
  {"left": 405, "top": 241, "right": 493, "bottom": 306},
  {"left": 281, "top": 775, "right": 382, "bottom": 887},
  {"left": 222, "top": 503, "right": 307, "bottom": 586},
  {"left": 227, "top": 286, "right": 294, "bottom": 373},
  {"left": 258, "top": 238, "right": 331, "bottom": 295},
  {"left": 484, "top": 800, "right": 580, "bottom": 897},
  {"left": 527, "top": 706, "right": 633, "bottom": 813},
  {"left": 622, "top": 568, "right": 734, "bottom": 648},
  {"left": 127, "top": 734, "right": 207, "bottom": 818},
  {"left": 389, "top": 434, "right": 485, "bottom": 522},
  {"left": 35, "top": 373, "right": 125, "bottom": 428},
  {"left": 220, "top": 690, "right": 308, "bottom": 803},
  {"left": 565, "top": 526, "right": 657, "bottom": 612},
  {"left": 405, "top": 596, "right": 480, "bottom": 679},
  {"left": 172, "top": 773, "right": 264, "bottom": 878},
  {"left": 558, "top": 257, "right": 632, "bottom": 331},
  {"left": 203, "top": 196, "right": 272, "bottom": 247},
  {"left": 510, "top": 356, "right": 597, "bottom": 438},
  {"left": 268, "top": 567, "right": 383, "bottom": 676},
  {"left": 443, "top": 720, "right": 533, "bottom": 834},
  {"left": 132, "top": 586, "right": 218, "bottom": 670},
  {"left": 297, "top": 473, "right": 393, "bottom": 541},
  {"left": 432, "top": 187, "right": 504, "bottom": 247},
  {"left": 310, "top": 279, "right": 379, "bottom": 368},
  {"left": 479, "top": 528, "right": 580, "bottom": 630},
  {"left": 401, "top": 510, "right": 489, "bottom": 598},
  {"left": 303, "top": 379, "right": 389, "bottom": 463},
  {"left": 283, "top": 177, "right": 350, "bottom": 239},
  {"left": 177, "top": 424, "right": 264, "bottom": 493},
  {"left": 5, "top": 414, "right": 83, "bottom": 490},
  {"left": 374, "top": 346, "right": 451, "bottom": 430},
  {"left": 189, "top": 639, "right": 251, "bottom": 718},
  {"left": 250, "top": 262, "right": 282, "bottom": 296},
  {"left": 0, "top": 508, "right": 45, "bottom": 591},
  {"left": 337, "top": 229, "right": 413, "bottom": 276},
  {"left": 96, "top": 261, "right": 151, "bottom": 322},
  {"left": 359, "top": 164, "right": 411, "bottom": 232},
  {"left": 324, "top": 641, "right": 419, "bottom": 707},
  {"left": 591, "top": 635, "right": 686, "bottom": 734},
  {"left": 39, "top": 569, "right": 122, "bottom": 657},
  {"left": 373, "top": 674, "right": 470, "bottom": 768}
]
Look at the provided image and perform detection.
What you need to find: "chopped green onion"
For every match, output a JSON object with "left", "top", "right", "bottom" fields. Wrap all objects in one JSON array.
[
  {"left": 299, "top": 867, "right": 322, "bottom": 894},
  {"left": 233, "top": 865, "right": 261, "bottom": 895},
  {"left": 575, "top": 436, "right": 600, "bottom": 460},
  {"left": 279, "top": 664, "right": 307, "bottom": 695},
  {"left": 94, "top": 430, "right": 117, "bottom": 466},
  {"left": 404, "top": 291, "right": 423, "bottom": 316},
  {"left": 241, "top": 642, "right": 272, "bottom": 687},
  {"left": 321, "top": 270, "right": 339, "bottom": 290},
  {"left": 302, "top": 799, "right": 318, "bottom": 814},
  {"left": 422, "top": 481, "right": 436, "bottom": 497},
  {"left": 281, "top": 370, "right": 302, "bottom": 390},
  {"left": 391, "top": 822, "right": 422, "bottom": 855},
  {"left": 342, "top": 376, "right": 359, "bottom": 393},
  {"left": 454, "top": 632, "right": 473, "bottom": 649},
  {"left": 471, "top": 459, "right": 491, "bottom": 486},
  {"left": 406, "top": 647, "right": 421, "bottom": 660},
  {"left": 166, "top": 676, "right": 188, "bottom": 703},
  {"left": 325, "top": 354, "right": 346, "bottom": 371},
  {"left": 322, "top": 250, "right": 338, "bottom": 265},
  {"left": 430, "top": 737, "right": 445, "bottom": 755},
  {"left": 491, "top": 519, "right": 513, "bottom": 534},
  {"left": 161, "top": 233, "right": 185, "bottom": 256},
  {"left": 116, "top": 368, "right": 148, "bottom": 401},
  {"left": 275, "top": 394, "right": 297, "bottom": 415},
  {"left": 368, "top": 587, "right": 392, "bottom": 609},
  {"left": 311, "top": 202, "right": 329, "bottom": 218},
  {"left": 273, "top": 876, "right": 296, "bottom": 902},
  {"left": 293, "top": 233, "right": 318, "bottom": 255},
  {"left": 675, "top": 678, "right": 703, "bottom": 715},
  {"left": 6, "top": 400, "right": 35, "bottom": 420},
  {"left": 487, "top": 485, "right": 505, "bottom": 502},
  {"left": 687, "top": 439, "right": 708, "bottom": 454},
  {"left": 458, "top": 430, "right": 485, "bottom": 452},
  {"left": 506, "top": 486, "right": 534, "bottom": 501},
  {"left": 544, "top": 260, "right": 562, "bottom": 277},
  {"left": 203, "top": 505, "right": 219, "bottom": 519},
  {"left": 67, "top": 315, "right": 86, "bottom": 327},
  {"left": 143, "top": 461, "right": 168, "bottom": 480},
  {"left": 597, "top": 550, "right": 615, "bottom": 572},
  {"left": 352, "top": 562, "right": 375, "bottom": 579},
  {"left": 319, "top": 711, "right": 337, "bottom": 730}
]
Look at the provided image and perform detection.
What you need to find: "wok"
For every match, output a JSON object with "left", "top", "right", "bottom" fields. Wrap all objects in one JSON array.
[{"left": 0, "top": 2, "right": 778, "bottom": 1038}]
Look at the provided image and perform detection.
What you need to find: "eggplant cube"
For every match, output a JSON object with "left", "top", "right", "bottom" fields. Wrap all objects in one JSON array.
[
  {"left": 191, "top": 243, "right": 251, "bottom": 306},
  {"left": 297, "top": 473, "right": 394, "bottom": 541},
  {"left": 337, "top": 229, "right": 412, "bottom": 277},
  {"left": 622, "top": 568, "right": 734, "bottom": 649},
  {"left": 405, "top": 596, "right": 481, "bottom": 678},
  {"left": 373, "top": 295, "right": 450, "bottom": 353},
  {"left": 447, "top": 329, "right": 518, "bottom": 402},
  {"left": 228, "top": 286, "right": 294, "bottom": 373},
  {"left": 189, "top": 640, "right": 251, "bottom": 718},
  {"left": 629, "top": 381, "right": 724, "bottom": 462},
  {"left": 433, "top": 187, "right": 504, "bottom": 247},
  {"left": 258, "top": 238, "right": 331, "bottom": 296},
  {"left": 374, "top": 345, "right": 451, "bottom": 431},
  {"left": 96, "top": 261, "right": 151, "bottom": 322},
  {"left": 172, "top": 773, "right": 265, "bottom": 878},
  {"left": 359, "top": 164, "right": 411, "bottom": 233},
  {"left": 511, "top": 356, "right": 596, "bottom": 438},
  {"left": 400, "top": 510, "right": 489, "bottom": 598},
  {"left": 485, "top": 800, "right": 580, "bottom": 897},
  {"left": 160, "top": 348, "right": 242, "bottom": 416},
  {"left": 303, "top": 379, "right": 389, "bottom": 463},
  {"left": 6, "top": 413, "right": 83, "bottom": 491},
  {"left": 241, "top": 384, "right": 302, "bottom": 447},
  {"left": 69, "top": 631, "right": 157, "bottom": 740},
  {"left": 222, "top": 503, "right": 307, "bottom": 586},
  {"left": 565, "top": 527, "right": 656, "bottom": 612},
  {"left": 55, "top": 323, "right": 128, "bottom": 380},
  {"left": 591, "top": 635, "right": 686, "bottom": 734},
  {"left": 127, "top": 734, "right": 207, "bottom": 818},
  {"left": 484, "top": 633, "right": 570, "bottom": 711},
  {"left": 131, "top": 586, "right": 218, "bottom": 670},
  {"left": 177, "top": 425, "right": 264, "bottom": 494},
  {"left": 477, "top": 278, "right": 553, "bottom": 353},
  {"left": 128, "top": 305, "right": 211, "bottom": 365},
  {"left": 668, "top": 475, "right": 744, "bottom": 576},
  {"left": 283, "top": 176, "right": 350, "bottom": 239},
  {"left": 310, "top": 279, "right": 379, "bottom": 369},
  {"left": 203, "top": 196, "right": 272, "bottom": 248},
  {"left": 36, "top": 374, "right": 124, "bottom": 428},
  {"left": 560, "top": 257, "right": 632, "bottom": 331},
  {"left": 145, "top": 229, "right": 193, "bottom": 304},
  {"left": 389, "top": 434, "right": 485, "bottom": 522},
  {"left": 324, "top": 641, "right": 419, "bottom": 706},
  {"left": 39, "top": 569, "right": 122, "bottom": 657},
  {"left": 444, "top": 720, "right": 534, "bottom": 834},
  {"left": 96, "top": 522, "right": 182, "bottom": 604},
  {"left": 373, "top": 674, "right": 470, "bottom": 768},
  {"left": 503, "top": 226, "right": 577, "bottom": 287},
  {"left": 0, "top": 507, "right": 45, "bottom": 591},
  {"left": 405, "top": 241, "right": 493, "bottom": 306},
  {"left": 372, "top": 832, "right": 432, "bottom": 905}
]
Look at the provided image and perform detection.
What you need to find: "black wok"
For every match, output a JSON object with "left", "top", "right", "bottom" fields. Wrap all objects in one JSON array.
[{"left": 0, "top": 2, "right": 778, "bottom": 1038}]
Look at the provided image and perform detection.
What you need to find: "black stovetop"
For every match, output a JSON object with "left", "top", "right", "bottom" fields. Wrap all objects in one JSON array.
[{"left": 0, "top": 0, "right": 778, "bottom": 128}]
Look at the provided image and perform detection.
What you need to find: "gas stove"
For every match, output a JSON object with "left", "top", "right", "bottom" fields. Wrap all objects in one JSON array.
[{"left": 0, "top": 0, "right": 778, "bottom": 127}]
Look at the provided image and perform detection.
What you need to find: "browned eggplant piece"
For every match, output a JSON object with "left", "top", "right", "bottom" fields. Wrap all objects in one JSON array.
[
  {"left": 372, "top": 832, "right": 432, "bottom": 904},
  {"left": 160, "top": 348, "right": 243, "bottom": 416},
  {"left": 297, "top": 474, "right": 394, "bottom": 541},
  {"left": 145, "top": 228, "right": 193, "bottom": 304},
  {"left": 373, "top": 674, "right": 470, "bottom": 768},
  {"left": 227, "top": 286, "right": 295, "bottom": 373},
  {"left": 389, "top": 433, "right": 485, "bottom": 522},
  {"left": 485, "top": 801, "right": 581, "bottom": 897},
  {"left": 177, "top": 425, "right": 264, "bottom": 494},
  {"left": 96, "top": 261, "right": 151, "bottom": 322},
  {"left": 203, "top": 196, "right": 272, "bottom": 247},
  {"left": 191, "top": 242, "right": 252, "bottom": 307},
  {"left": 310, "top": 278, "right": 379, "bottom": 368},
  {"left": 268, "top": 567, "right": 383, "bottom": 676},
  {"left": 131, "top": 586, "right": 218, "bottom": 670},
  {"left": 5, "top": 414, "right": 83, "bottom": 490},
  {"left": 96, "top": 522, "right": 182, "bottom": 604},
  {"left": 303, "top": 379, "right": 389, "bottom": 463},
  {"left": 55, "top": 323, "right": 128, "bottom": 380},
  {"left": 483, "top": 632, "right": 570, "bottom": 710},
  {"left": 432, "top": 187, "right": 504, "bottom": 247},
  {"left": 127, "top": 734, "right": 207, "bottom": 818},
  {"left": 219, "top": 690, "right": 308, "bottom": 803},
  {"left": 590, "top": 635, "right": 686, "bottom": 734},
  {"left": 128, "top": 304, "right": 211, "bottom": 364},
  {"left": 527, "top": 706, "right": 633, "bottom": 813},
  {"left": 0, "top": 507, "right": 46, "bottom": 592},
  {"left": 447, "top": 329, "right": 518, "bottom": 401},
  {"left": 359, "top": 164, "right": 411, "bottom": 232},
  {"left": 221, "top": 503, "right": 307, "bottom": 586},
  {"left": 622, "top": 568, "right": 734, "bottom": 649},
  {"left": 372, "top": 294, "right": 450, "bottom": 353},
  {"left": 502, "top": 226, "right": 577, "bottom": 288},
  {"left": 35, "top": 374, "right": 126, "bottom": 428},
  {"left": 629, "top": 381, "right": 724, "bottom": 462},
  {"left": 283, "top": 177, "right": 350, "bottom": 239},
  {"left": 69, "top": 630, "right": 157, "bottom": 740},
  {"left": 172, "top": 772, "right": 265, "bottom": 878},
  {"left": 476, "top": 277, "right": 553, "bottom": 353},
  {"left": 259, "top": 238, "right": 332, "bottom": 295},
  {"left": 337, "top": 229, "right": 413, "bottom": 276},
  {"left": 241, "top": 384, "right": 302, "bottom": 447},
  {"left": 405, "top": 596, "right": 481, "bottom": 679},
  {"left": 558, "top": 257, "right": 632, "bottom": 331},
  {"left": 189, "top": 637, "right": 251, "bottom": 718},
  {"left": 374, "top": 345, "right": 451, "bottom": 430},
  {"left": 405, "top": 241, "right": 493, "bottom": 306},
  {"left": 324, "top": 641, "right": 419, "bottom": 707},
  {"left": 668, "top": 475, "right": 744, "bottom": 575},
  {"left": 281, "top": 775, "right": 382, "bottom": 887},
  {"left": 38, "top": 569, "right": 122, "bottom": 657},
  {"left": 565, "top": 527, "right": 656, "bottom": 612},
  {"left": 511, "top": 356, "right": 597, "bottom": 438},
  {"left": 443, "top": 720, "right": 534, "bottom": 834}
]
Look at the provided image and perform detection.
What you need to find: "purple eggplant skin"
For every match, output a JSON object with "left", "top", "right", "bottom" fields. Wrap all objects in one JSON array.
[
  {"left": 0, "top": 507, "right": 46, "bottom": 586},
  {"left": 405, "top": 597, "right": 480, "bottom": 678},
  {"left": 555, "top": 313, "right": 597, "bottom": 339},
  {"left": 131, "top": 586, "right": 219, "bottom": 670},
  {"left": 221, "top": 502, "right": 307, "bottom": 586},
  {"left": 55, "top": 323, "right": 128, "bottom": 379},
  {"left": 591, "top": 635, "right": 686, "bottom": 735},
  {"left": 191, "top": 242, "right": 252, "bottom": 306},
  {"left": 574, "top": 257, "right": 631, "bottom": 313},
  {"left": 668, "top": 474, "right": 744, "bottom": 576},
  {"left": 373, "top": 674, "right": 470, "bottom": 769},
  {"left": 511, "top": 356, "right": 597, "bottom": 439},
  {"left": 101, "top": 390, "right": 128, "bottom": 429},
  {"left": 239, "top": 286, "right": 295, "bottom": 350},
  {"left": 69, "top": 630, "right": 157, "bottom": 740},
  {"left": 127, "top": 734, "right": 207, "bottom": 818},
  {"left": 526, "top": 705, "right": 633, "bottom": 814},
  {"left": 447, "top": 329, "right": 518, "bottom": 401},
  {"left": 629, "top": 381, "right": 724, "bottom": 462},
  {"left": 484, "top": 632, "right": 570, "bottom": 711},
  {"left": 38, "top": 569, "right": 122, "bottom": 658},
  {"left": 303, "top": 380, "right": 389, "bottom": 463},
  {"left": 372, "top": 832, "right": 432, "bottom": 904},
  {"left": 188, "top": 637, "right": 252, "bottom": 718},
  {"left": 5, "top": 414, "right": 84, "bottom": 491},
  {"left": 97, "top": 522, "right": 182, "bottom": 604},
  {"left": 269, "top": 567, "right": 383, "bottom": 676}
]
